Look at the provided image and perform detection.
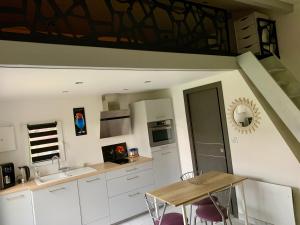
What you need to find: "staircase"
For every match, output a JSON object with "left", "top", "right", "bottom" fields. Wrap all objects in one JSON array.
[
  {"left": 237, "top": 52, "right": 300, "bottom": 161},
  {"left": 260, "top": 56, "right": 300, "bottom": 110}
]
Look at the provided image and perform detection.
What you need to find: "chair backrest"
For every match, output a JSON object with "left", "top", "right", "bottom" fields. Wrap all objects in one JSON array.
[
  {"left": 144, "top": 194, "right": 167, "bottom": 225},
  {"left": 208, "top": 185, "right": 233, "bottom": 217},
  {"left": 180, "top": 170, "right": 203, "bottom": 181}
]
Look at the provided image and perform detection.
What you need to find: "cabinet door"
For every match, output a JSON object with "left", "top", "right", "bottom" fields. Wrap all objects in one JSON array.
[
  {"left": 32, "top": 181, "right": 81, "bottom": 225},
  {"left": 0, "top": 191, "right": 35, "bottom": 225},
  {"left": 78, "top": 174, "right": 109, "bottom": 225},
  {"left": 152, "top": 147, "right": 181, "bottom": 188},
  {"left": 145, "top": 99, "right": 174, "bottom": 122}
]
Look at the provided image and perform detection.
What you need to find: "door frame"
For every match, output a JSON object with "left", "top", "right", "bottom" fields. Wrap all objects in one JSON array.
[
  {"left": 183, "top": 81, "right": 233, "bottom": 175},
  {"left": 183, "top": 81, "right": 237, "bottom": 216}
]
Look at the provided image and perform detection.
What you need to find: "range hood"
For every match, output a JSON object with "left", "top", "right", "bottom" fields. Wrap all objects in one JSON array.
[{"left": 100, "top": 94, "right": 131, "bottom": 138}]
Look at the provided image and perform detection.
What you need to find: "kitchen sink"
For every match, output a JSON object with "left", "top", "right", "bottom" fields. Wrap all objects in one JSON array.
[{"left": 35, "top": 167, "right": 97, "bottom": 185}]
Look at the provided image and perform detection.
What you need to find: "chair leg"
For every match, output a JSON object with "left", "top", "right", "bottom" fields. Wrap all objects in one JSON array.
[
  {"left": 194, "top": 215, "right": 197, "bottom": 225},
  {"left": 190, "top": 205, "right": 193, "bottom": 225},
  {"left": 204, "top": 221, "right": 208, "bottom": 225},
  {"left": 228, "top": 217, "right": 233, "bottom": 225}
]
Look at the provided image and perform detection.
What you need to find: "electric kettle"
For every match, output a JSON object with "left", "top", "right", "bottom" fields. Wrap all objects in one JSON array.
[{"left": 18, "top": 166, "right": 30, "bottom": 183}]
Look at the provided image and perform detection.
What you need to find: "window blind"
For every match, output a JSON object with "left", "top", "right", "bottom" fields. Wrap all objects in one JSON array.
[{"left": 27, "top": 122, "right": 61, "bottom": 163}]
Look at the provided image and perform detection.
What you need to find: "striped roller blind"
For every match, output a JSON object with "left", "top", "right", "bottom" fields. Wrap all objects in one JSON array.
[{"left": 27, "top": 122, "right": 61, "bottom": 163}]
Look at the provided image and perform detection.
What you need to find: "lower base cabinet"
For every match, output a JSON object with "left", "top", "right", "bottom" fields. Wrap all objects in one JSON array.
[
  {"left": 0, "top": 190, "right": 35, "bottom": 225},
  {"left": 78, "top": 174, "right": 110, "bottom": 225},
  {"left": 32, "top": 181, "right": 82, "bottom": 225},
  {"left": 109, "top": 185, "right": 154, "bottom": 224}
]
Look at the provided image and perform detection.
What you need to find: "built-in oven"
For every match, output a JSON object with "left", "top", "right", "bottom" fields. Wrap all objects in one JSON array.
[{"left": 148, "top": 119, "right": 175, "bottom": 147}]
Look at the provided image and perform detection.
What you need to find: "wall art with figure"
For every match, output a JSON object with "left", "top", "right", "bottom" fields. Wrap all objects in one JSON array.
[{"left": 73, "top": 107, "right": 87, "bottom": 136}]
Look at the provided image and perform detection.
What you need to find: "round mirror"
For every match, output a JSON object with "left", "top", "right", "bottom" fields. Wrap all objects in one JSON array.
[
  {"left": 233, "top": 104, "right": 253, "bottom": 127},
  {"left": 228, "top": 98, "right": 261, "bottom": 134}
]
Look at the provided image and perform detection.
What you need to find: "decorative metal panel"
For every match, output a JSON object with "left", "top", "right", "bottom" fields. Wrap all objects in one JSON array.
[{"left": 0, "top": 0, "right": 230, "bottom": 55}]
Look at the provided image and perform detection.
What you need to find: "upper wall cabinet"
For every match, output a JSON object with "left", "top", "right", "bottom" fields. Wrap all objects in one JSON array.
[
  {"left": 0, "top": 126, "right": 16, "bottom": 153},
  {"left": 144, "top": 99, "right": 174, "bottom": 122}
]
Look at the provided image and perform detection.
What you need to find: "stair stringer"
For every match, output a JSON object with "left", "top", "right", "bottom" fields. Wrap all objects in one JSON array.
[{"left": 237, "top": 52, "right": 300, "bottom": 143}]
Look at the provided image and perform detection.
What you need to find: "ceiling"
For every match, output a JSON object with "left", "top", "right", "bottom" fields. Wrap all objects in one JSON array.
[{"left": 0, "top": 67, "right": 223, "bottom": 101}]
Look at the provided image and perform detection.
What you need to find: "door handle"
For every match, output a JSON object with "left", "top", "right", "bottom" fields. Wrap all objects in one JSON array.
[
  {"left": 49, "top": 187, "right": 66, "bottom": 193},
  {"left": 162, "top": 151, "right": 171, "bottom": 156},
  {"left": 126, "top": 168, "right": 137, "bottom": 173},
  {"left": 6, "top": 194, "right": 25, "bottom": 201},
  {"left": 86, "top": 177, "right": 100, "bottom": 183},
  {"left": 127, "top": 175, "right": 139, "bottom": 181},
  {"left": 128, "top": 192, "right": 141, "bottom": 197}
]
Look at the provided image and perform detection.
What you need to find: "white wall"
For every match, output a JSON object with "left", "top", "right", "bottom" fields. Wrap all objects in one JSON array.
[
  {"left": 0, "top": 90, "right": 169, "bottom": 175},
  {"left": 170, "top": 70, "right": 300, "bottom": 224},
  {"left": 274, "top": 3, "right": 300, "bottom": 81}
]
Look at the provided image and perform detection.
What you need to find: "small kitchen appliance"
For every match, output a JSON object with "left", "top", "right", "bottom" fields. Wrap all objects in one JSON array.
[
  {"left": 0, "top": 163, "right": 15, "bottom": 189},
  {"left": 19, "top": 166, "right": 31, "bottom": 183}
]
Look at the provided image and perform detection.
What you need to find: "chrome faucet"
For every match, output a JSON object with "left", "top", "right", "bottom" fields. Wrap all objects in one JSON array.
[{"left": 51, "top": 155, "right": 61, "bottom": 171}]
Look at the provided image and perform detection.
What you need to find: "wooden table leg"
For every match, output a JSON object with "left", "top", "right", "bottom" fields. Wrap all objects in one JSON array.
[
  {"left": 182, "top": 205, "right": 189, "bottom": 225},
  {"left": 240, "top": 182, "right": 249, "bottom": 225}
]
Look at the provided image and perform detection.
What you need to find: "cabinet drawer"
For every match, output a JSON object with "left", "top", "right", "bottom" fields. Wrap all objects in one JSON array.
[
  {"left": 238, "top": 43, "right": 261, "bottom": 55},
  {"left": 107, "top": 169, "right": 154, "bottom": 197},
  {"left": 109, "top": 185, "right": 154, "bottom": 224},
  {"left": 235, "top": 24, "right": 257, "bottom": 40},
  {"left": 106, "top": 161, "right": 153, "bottom": 180},
  {"left": 234, "top": 14, "right": 256, "bottom": 30},
  {"left": 237, "top": 34, "right": 259, "bottom": 49}
]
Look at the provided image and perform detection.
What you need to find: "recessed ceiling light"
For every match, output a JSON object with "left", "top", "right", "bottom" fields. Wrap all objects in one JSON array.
[
  {"left": 75, "top": 81, "right": 84, "bottom": 85},
  {"left": 62, "top": 90, "right": 70, "bottom": 94},
  {"left": 144, "top": 81, "right": 152, "bottom": 83}
]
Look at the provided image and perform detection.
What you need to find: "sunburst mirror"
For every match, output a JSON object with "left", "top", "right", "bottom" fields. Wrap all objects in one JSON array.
[{"left": 228, "top": 98, "right": 261, "bottom": 134}]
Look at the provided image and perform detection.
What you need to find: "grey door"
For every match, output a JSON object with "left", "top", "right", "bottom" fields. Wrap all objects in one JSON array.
[{"left": 184, "top": 82, "right": 236, "bottom": 214}]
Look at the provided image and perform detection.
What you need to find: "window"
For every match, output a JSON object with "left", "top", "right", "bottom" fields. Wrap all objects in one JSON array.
[{"left": 27, "top": 121, "right": 65, "bottom": 164}]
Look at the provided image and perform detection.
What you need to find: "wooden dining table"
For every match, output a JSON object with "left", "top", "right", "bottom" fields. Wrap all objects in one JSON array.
[{"left": 147, "top": 171, "right": 249, "bottom": 225}]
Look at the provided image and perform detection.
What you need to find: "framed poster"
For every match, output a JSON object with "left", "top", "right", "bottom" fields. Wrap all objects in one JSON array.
[{"left": 73, "top": 107, "right": 87, "bottom": 136}]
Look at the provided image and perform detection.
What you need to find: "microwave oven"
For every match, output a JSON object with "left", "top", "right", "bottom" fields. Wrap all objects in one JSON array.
[{"left": 147, "top": 119, "right": 175, "bottom": 147}]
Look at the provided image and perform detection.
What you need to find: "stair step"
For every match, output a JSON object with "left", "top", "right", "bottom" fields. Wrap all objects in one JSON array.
[{"left": 268, "top": 68, "right": 287, "bottom": 74}]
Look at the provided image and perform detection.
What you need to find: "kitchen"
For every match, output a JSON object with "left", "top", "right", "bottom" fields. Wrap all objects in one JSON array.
[{"left": 0, "top": 69, "right": 202, "bottom": 225}]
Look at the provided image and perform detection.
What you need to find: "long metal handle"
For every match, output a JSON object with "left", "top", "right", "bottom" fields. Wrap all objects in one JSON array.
[
  {"left": 6, "top": 194, "right": 25, "bottom": 201},
  {"left": 126, "top": 168, "right": 137, "bottom": 172},
  {"left": 128, "top": 192, "right": 141, "bottom": 197},
  {"left": 49, "top": 187, "right": 66, "bottom": 193},
  {"left": 127, "top": 175, "right": 139, "bottom": 181},
  {"left": 162, "top": 151, "right": 171, "bottom": 156},
  {"left": 86, "top": 177, "right": 100, "bottom": 183}
]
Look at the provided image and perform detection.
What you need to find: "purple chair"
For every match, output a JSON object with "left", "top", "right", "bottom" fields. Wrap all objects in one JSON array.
[
  {"left": 180, "top": 171, "right": 219, "bottom": 225},
  {"left": 195, "top": 186, "right": 233, "bottom": 225},
  {"left": 145, "top": 194, "right": 184, "bottom": 225}
]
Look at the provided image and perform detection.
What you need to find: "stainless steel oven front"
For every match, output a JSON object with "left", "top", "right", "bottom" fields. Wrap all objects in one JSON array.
[{"left": 148, "top": 119, "right": 175, "bottom": 147}]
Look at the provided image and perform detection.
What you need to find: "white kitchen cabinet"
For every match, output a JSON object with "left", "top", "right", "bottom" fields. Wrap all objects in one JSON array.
[
  {"left": 0, "top": 190, "right": 35, "bottom": 225},
  {"left": 32, "top": 181, "right": 82, "bottom": 225},
  {"left": 109, "top": 185, "right": 154, "bottom": 224},
  {"left": 145, "top": 98, "right": 174, "bottom": 122},
  {"left": 152, "top": 146, "right": 181, "bottom": 188},
  {"left": 77, "top": 174, "right": 110, "bottom": 225}
]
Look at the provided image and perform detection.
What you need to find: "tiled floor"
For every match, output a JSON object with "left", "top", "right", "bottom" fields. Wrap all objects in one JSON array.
[{"left": 119, "top": 207, "right": 244, "bottom": 225}]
